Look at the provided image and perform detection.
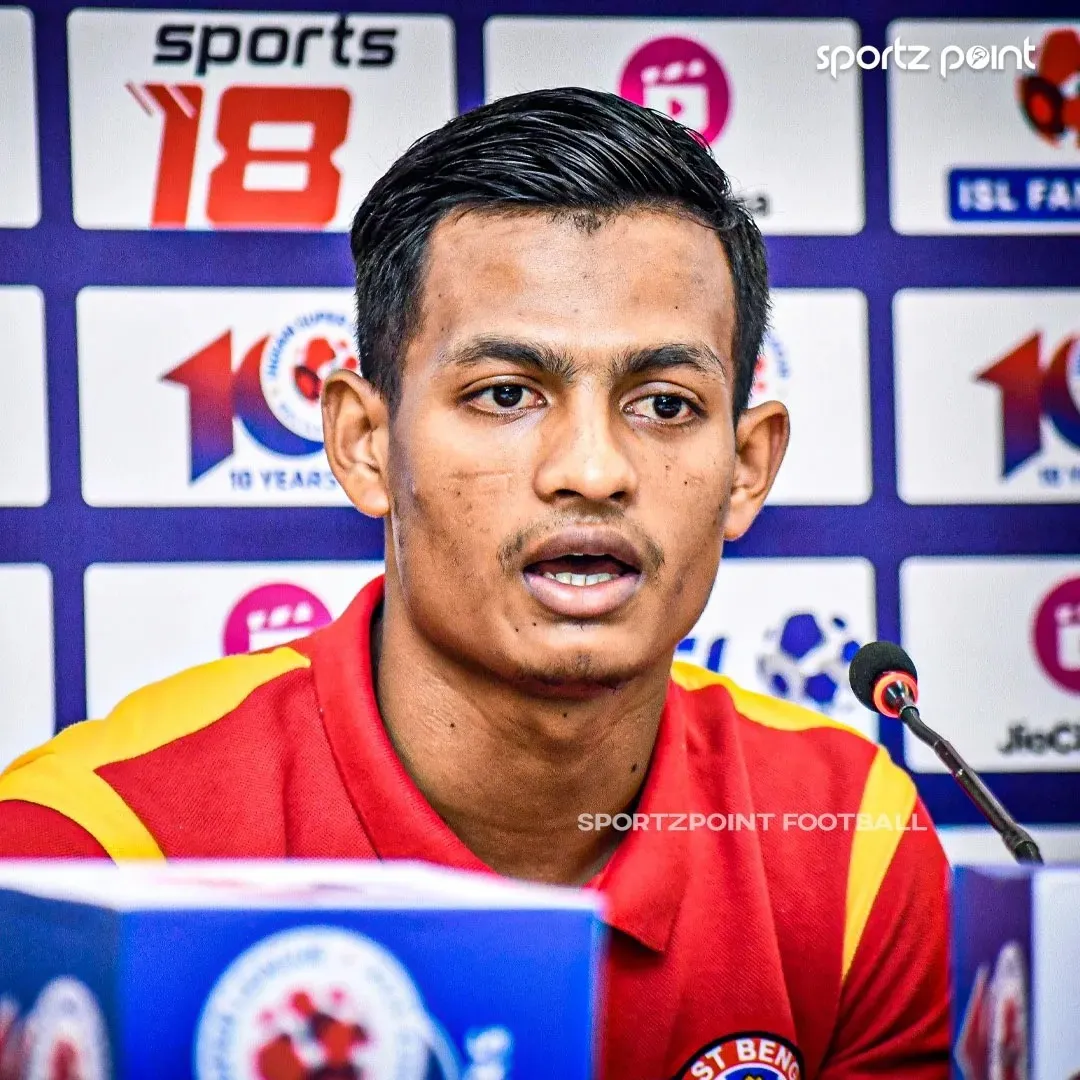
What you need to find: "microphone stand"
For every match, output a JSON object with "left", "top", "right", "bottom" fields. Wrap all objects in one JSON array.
[{"left": 880, "top": 681, "right": 1044, "bottom": 865}]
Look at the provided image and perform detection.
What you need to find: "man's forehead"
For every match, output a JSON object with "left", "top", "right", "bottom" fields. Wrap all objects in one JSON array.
[
  {"left": 424, "top": 205, "right": 732, "bottom": 281},
  {"left": 417, "top": 207, "right": 737, "bottom": 359}
]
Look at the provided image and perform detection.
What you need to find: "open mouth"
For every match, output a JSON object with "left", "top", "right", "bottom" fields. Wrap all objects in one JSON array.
[
  {"left": 520, "top": 541, "right": 644, "bottom": 619},
  {"left": 524, "top": 553, "right": 639, "bottom": 588}
]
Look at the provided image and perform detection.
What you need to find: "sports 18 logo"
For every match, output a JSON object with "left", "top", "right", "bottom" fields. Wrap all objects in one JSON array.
[{"left": 67, "top": 10, "right": 455, "bottom": 230}]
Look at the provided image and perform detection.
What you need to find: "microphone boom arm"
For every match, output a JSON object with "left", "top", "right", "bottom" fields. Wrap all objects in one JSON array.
[{"left": 881, "top": 680, "right": 1043, "bottom": 865}]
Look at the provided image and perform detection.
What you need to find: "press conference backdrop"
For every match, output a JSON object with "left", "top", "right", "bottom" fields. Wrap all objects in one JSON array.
[{"left": 1, "top": 3, "right": 1078, "bottom": 861}]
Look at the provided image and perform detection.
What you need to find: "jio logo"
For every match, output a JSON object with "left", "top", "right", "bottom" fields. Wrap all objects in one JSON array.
[{"left": 618, "top": 37, "right": 732, "bottom": 145}]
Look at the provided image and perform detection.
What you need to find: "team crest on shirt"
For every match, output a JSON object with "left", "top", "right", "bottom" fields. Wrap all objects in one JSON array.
[{"left": 673, "top": 1032, "right": 804, "bottom": 1080}]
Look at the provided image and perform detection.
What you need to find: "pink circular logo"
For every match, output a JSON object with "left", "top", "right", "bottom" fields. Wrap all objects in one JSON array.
[
  {"left": 1032, "top": 577, "right": 1080, "bottom": 694},
  {"left": 618, "top": 36, "right": 732, "bottom": 145},
  {"left": 222, "top": 583, "right": 333, "bottom": 657}
]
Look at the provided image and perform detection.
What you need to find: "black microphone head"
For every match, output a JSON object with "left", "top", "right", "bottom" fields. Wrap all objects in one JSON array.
[{"left": 848, "top": 641, "right": 918, "bottom": 711}]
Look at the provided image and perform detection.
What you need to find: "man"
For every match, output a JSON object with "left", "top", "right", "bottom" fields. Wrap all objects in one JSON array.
[{"left": 0, "top": 89, "right": 948, "bottom": 1078}]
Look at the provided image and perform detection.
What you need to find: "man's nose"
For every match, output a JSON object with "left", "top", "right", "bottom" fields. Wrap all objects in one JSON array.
[{"left": 533, "top": 394, "right": 638, "bottom": 504}]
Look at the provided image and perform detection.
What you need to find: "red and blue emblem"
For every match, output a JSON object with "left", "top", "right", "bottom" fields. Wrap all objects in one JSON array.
[{"left": 674, "top": 1032, "right": 804, "bottom": 1080}]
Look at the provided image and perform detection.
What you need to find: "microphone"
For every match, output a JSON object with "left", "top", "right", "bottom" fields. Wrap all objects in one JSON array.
[{"left": 848, "top": 641, "right": 1043, "bottom": 865}]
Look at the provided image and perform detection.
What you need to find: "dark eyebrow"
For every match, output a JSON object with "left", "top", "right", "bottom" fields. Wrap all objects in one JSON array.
[
  {"left": 436, "top": 337, "right": 726, "bottom": 385},
  {"left": 607, "top": 344, "right": 727, "bottom": 383},
  {"left": 436, "top": 337, "right": 579, "bottom": 380}
]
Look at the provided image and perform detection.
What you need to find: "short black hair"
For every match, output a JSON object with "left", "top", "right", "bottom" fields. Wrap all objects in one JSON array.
[{"left": 349, "top": 86, "right": 769, "bottom": 419}]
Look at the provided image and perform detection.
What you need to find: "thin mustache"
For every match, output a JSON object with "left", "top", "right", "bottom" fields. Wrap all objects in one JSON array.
[{"left": 497, "top": 515, "right": 665, "bottom": 575}]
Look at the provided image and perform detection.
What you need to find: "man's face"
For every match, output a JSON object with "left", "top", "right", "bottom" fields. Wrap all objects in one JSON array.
[{"left": 330, "top": 208, "right": 785, "bottom": 696}]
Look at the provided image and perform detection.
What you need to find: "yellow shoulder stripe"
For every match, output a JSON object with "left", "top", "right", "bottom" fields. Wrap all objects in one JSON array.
[
  {"left": 670, "top": 661, "right": 917, "bottom": 984},
  {"left": 842, "top": 745, "right": 918, "bottom": 981},
  {"left": 0, "top": 757, "right": 165, "bottom": 861},
  {"left": 0, "top": 647, "right": 310, "bottom": 861},
  {"left": 670, "top": 660, "right": 874, "bottom": 739}
]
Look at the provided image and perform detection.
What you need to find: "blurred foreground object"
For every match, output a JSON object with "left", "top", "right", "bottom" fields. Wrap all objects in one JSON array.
[
  {"left": 0, "top": 860, "right": 604, "bottom": 1079},
  {"left": 952, "top": 865, "right": 1080, "bottom": 1080}
]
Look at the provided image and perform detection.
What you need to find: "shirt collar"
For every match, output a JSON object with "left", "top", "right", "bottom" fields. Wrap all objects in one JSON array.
[{"left": 308, "top": 574, "right": 689, "bottom": 953}]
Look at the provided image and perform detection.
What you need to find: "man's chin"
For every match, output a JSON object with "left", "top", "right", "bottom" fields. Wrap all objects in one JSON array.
[
  {"left": 504, "top": 648, "right": 654, "bottom": 701},
  {"left": 508, "top": 673, "right": 634, "bottom": 702}
]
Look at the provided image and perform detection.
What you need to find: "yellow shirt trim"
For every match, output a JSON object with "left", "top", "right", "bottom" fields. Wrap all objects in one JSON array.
[
  {"left": 671, "top": 660, "right": 873, "bottom": 738},
  {"left": 671, "top": 660, "right": 917, "bottom": 984},
  {"left": 842, "top": 745, "right": 917, "bottom": 981},
  {"left": 0, "top": 647, "right": 310, "bottom": 860},
  {"left": 0, "top": 757, "right": 165, "bottom": 861}
]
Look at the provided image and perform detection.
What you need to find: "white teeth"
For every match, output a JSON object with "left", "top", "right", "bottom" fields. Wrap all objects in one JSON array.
[{"left": 542, "top": 572, "right": 617, "bottom": 586}]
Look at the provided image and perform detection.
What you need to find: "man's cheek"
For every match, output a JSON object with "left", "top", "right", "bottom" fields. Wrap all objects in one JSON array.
[
  {"left": 655, "top": 485, "right": 725, "bottom": 587},
  {"left": 660, "top": 463, "right": 728, "bottom": 527}
]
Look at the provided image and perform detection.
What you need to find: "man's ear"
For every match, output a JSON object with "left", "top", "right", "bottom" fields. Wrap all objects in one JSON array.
[
  {"left": 723, "top": 400, "right": 790, "bottom": 541},
  {"left": 321, "top": 370, "right": 391, "bottom": 518}
]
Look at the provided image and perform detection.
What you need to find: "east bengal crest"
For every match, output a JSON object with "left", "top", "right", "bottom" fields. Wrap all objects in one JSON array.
[{"left": 674, "top": 1032, "right": 804, "bottom": 1080}]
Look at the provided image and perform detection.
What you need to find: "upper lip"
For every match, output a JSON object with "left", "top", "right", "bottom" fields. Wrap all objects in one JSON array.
[{"left": 521, "top": 526, "right": 644, "bottom": 574}]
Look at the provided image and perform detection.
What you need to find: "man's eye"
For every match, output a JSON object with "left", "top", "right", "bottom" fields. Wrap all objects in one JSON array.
[
  {"left": 626, "top": 394, "right": 696, "bottom": 422},
  {"left": 471, "top": 384, "right": 544, "bottom": 412}
]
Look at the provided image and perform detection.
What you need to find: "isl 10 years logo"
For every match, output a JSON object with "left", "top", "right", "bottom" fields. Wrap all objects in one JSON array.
[
  {"left": 162, "top": 310, "right": 358, "bottom": 484},
  {"left": 978, "top": 331, "right": 1080, "bottom": 486}
]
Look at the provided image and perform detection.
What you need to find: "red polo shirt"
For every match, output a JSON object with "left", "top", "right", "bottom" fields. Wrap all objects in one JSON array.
[{"left": 0, "top": 574, "right": 949, "bottom": 1079}]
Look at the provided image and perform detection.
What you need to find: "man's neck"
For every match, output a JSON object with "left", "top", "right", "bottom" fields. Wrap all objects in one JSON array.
[{"left": 368, "top": 598, "right": 671, "bottom": 886}]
